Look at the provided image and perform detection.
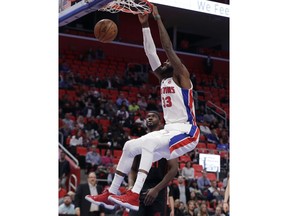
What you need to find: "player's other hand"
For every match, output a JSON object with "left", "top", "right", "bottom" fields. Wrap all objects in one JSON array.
[
  {"left": 152, "top": 4, "right": 159, "bottom": 17},
  {"left": 143, "top": 188, "right": 158, "bottom": 206}
]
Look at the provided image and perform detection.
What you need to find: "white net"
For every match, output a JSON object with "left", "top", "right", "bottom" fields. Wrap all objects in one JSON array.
[{"left": 99, "top": 0, "right": 152, "bottom": 14}]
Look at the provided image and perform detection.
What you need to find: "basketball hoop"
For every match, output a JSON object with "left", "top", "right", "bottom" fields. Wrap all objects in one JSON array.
[{"left": 99, "top": 0, "right": 153, "bottom": 14}]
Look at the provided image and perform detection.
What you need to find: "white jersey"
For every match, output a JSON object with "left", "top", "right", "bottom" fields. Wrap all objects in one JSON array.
[
  {"left": 160, "top": 77, "right": 196, "bottom": 126},
  {"left": 116, "top": 78, "right": 200, "bottom": 174}
]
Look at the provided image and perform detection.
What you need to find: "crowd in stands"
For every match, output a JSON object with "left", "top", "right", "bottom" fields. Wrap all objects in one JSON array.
[
  {"left": 59, "top": 166, "right": 230, "bottom": 215},
  {"left": 59, "top": 46, "right": 230, "bottom": 215}
]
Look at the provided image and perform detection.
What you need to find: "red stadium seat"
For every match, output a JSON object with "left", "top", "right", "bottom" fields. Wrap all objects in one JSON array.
[
  {"left": 179, "top": 162, "right": 186, "bottom": 169},
  {"left": 179, "top": 155, "right": 191, "bottom": 163},
  {"left": 217, "top": 181, "right": 224, "bottom": 189},
  {"left": 197, "top": 148, "right": 209, "bottom": 154},
  {"left": 206, "top": 173, "right": 217, "bottom": 181},
  {"left": 194, "top": 171, "right": 203, "bottom": 179},
  {"left": 199, "top": 134, "right": 206, "bottom": 142},
  {"left": 91, "top": 140, "right": 99, "bottom": 146},
  {"left": 76, "top": 146, "right": 87, "bottom": 156},
  {"left": 113, "top": 150, "right": 122, "bottom": 159},
  {"left": 66, "top": 137, "right": 71, "bottom": 146},
  {"left": 207, "top": 143, "right": 217, "bottom": 149},
  {"left": 99, "top": 88, "right": 109, "bottom": 96},
  {"left": 220, "top": 151, "right": 229, "bottom": 158},
  {"left": 193, "top": 164, "right": 203, "bottom": 172},
  {"left": 196, "top": 142, "right": 206, "bottom": 149},
  {"left": 98, "top": 119, "right": 111, "bottom": 133},
  {"left": 99, "top": 119, "right": 111, "bottom": 127},
  {"left": 112, "top": 158, "right": 120, "bottom": 164}
]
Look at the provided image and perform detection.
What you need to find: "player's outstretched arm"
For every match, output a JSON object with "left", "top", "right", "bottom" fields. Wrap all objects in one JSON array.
[
  {"left": 152, "top": 5, "right": 191, "bottom": 88},
  {"left": 143, "top": 158, "right": 178, "bottom": 205},
  {"left": 138, "top": 14, "right": 162, "bottom": 81}
]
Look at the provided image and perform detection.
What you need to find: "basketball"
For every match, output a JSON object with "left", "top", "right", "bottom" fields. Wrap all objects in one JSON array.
[{"left": 94, "top": 19, "right": 118, "bottom": 43}]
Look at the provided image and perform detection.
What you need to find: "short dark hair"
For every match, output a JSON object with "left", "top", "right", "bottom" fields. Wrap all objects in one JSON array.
[{"left": 147, "top": 111, "right": 161, "bottom": 120}]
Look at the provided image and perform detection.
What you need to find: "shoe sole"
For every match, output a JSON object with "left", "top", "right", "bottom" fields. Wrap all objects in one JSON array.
[
  {"left": 108, "top": 196, "right": 139, "bottom": 211},
  {"left": 85, "top": 196, "right": 115, "bottom": 210}
]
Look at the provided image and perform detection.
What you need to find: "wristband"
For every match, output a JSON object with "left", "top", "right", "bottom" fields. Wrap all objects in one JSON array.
[{"left": 154, "top": 15, "right": 161, "bottom": 20}]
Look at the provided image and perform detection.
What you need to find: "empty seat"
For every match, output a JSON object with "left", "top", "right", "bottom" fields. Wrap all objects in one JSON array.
[
  {"left": 193, "top": 164, "right": 203, "bottom": 172},
  {"left": 179, "top": 162, "right": 186, "bottom": 169},
  {"left": 99, "top": 119, "right": 111, "bottom": 126},
  {"left": 179, "top": 155, "right": 191, "bottom": 163},
  {"left": 112, "top": 158, "right": 120, "bottom": 164},
  {"left": 113, "top": 149, "right": 122, "bottom": 159},
  {"left": 76, "top": 146, "right": 87, "bottom": 156},
  {"left": 199, "top": 134, "right": 206, "bottom": 142},
  {"left": 207, "top": 143, "right": 217, "bottom": 149},
  {"left": 91, "top": 140, "right": 99, "bottom": 146},
  {"left": 194, "top": 171, "right": 203, "bottom": 179},
  {"left": 196, "top": 142, "right": 206, "bottom": 149},
  {"left": 197, "top": 148, "right": 209, "bottom": 154},
  {"left": 206, "top": 172, "right": 217, "bottom": 181}
]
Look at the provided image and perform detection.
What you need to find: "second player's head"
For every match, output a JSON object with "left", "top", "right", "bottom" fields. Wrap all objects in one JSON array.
[{"left": 146, "top": 111, "right": 162, "bottom": 131}]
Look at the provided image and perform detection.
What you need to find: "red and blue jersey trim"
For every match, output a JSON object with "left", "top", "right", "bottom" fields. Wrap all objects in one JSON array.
[
  {"left": 181, "top": 89, "right": 196, "bottom": 125},
  {"left": 169, "top": 125, "right": 200, "bottom": 153}
]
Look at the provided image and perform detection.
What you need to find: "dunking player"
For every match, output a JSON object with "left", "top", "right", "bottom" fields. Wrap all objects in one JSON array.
[
  {"left": 85, "top": 4, "right": 199, "bottom": 211},
  {"left": 128, "top": 111, "right": 178, "bottom": 216}
]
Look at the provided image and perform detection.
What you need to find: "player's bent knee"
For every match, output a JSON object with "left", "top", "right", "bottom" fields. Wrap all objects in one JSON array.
[
  {"left": 122, "top": 139, "right": 135, "bottom": 151},
  {"left": 141, "top": 137, "right": 161, "bottom": 153},
  {"left": 122, "top": 139, "right": 143, "bottom": 157}
]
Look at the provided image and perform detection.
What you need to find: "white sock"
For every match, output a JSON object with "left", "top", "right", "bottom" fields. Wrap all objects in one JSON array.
[
  {"left": 108, "top": 173, "right": 124, "bottom": 194},
  {"left": 131, "top": 172, "right": 147, "bottom": 194}
]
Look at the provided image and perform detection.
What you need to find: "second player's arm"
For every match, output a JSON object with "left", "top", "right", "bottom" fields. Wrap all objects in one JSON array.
[{"left": 144, "top": 158, "right": 178, "bottom": 205}]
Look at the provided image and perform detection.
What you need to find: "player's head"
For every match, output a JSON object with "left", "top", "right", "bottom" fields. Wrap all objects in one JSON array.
[
  {"left": 159, "top": 60, "right": 174, "bottom": 78},
  {"left": 146, "top": 111, "right": 161, "bottom": 131},
  {"left": 159, "top": 58, "right": 185, "bottom": 78}
]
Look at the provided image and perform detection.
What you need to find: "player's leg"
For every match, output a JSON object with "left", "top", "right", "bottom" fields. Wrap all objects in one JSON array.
[
  {"left": 108, "top": 138, "right": 142, "bottom": 194},
  {"left": 127, "top": 131, "right": 168, "bottom": 193},
  {"left": 85, "top": 138, "right": 142, "bottom": 209},
  {"left": 109, "top": 131, "right": 170, "bottom": 211}
]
